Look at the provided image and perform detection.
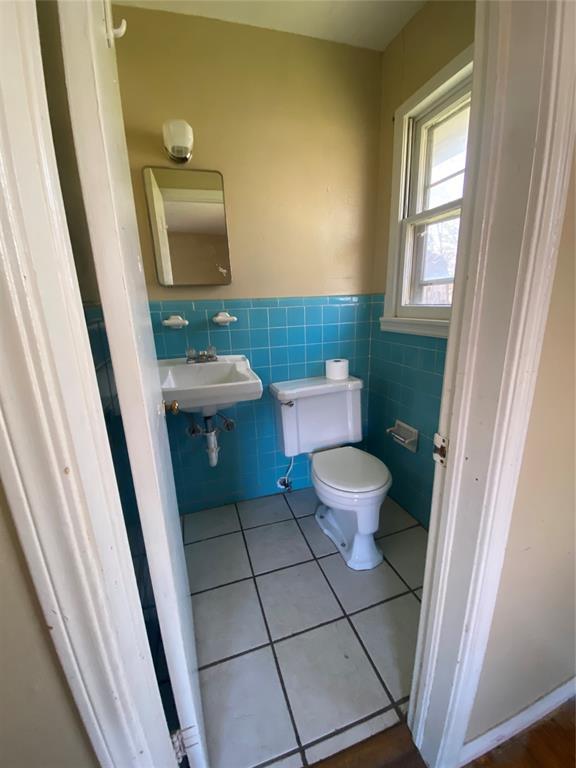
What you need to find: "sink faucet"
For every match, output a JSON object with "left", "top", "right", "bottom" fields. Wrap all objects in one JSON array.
[{"left": 186, "top": 346, "right": 217, "bottom": 364}]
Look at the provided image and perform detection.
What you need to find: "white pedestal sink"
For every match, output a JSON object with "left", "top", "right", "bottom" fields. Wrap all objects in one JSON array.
[{"left": 159, "top": 355, "right": 263, "bottom": 416}]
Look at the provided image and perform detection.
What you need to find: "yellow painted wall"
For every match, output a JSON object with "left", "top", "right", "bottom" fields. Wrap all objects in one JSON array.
[
  {"left": 467, "top": 162, "right": 576, "bottom": 739},
  {"left": 373, "top": 0, "right": 475, "bottom": 289},
  {"left": 114, "top": 5, "right": 382, "bottom": 300},
  {"left": 0, "top": 481, "right": 98, "bottom": 768}
]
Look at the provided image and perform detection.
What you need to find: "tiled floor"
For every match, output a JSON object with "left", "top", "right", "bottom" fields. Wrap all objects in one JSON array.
[{"left": 182, "top": 491, "right": 427, "bottom": 768}]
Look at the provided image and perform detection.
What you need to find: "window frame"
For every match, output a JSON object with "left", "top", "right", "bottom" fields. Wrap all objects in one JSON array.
[{"left": 381, "top": 47, "right": 473, "bottom": 337}]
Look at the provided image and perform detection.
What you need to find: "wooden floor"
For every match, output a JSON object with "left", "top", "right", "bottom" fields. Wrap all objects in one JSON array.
[
  {"left": 312, "top": 722, "right": 425, "bottom": 768},
  {"left": 313, "top": 699, "right": 575, "bottom": 768},
  {"left": 464, "top": 699, "right": 575, "bottom": 768}
]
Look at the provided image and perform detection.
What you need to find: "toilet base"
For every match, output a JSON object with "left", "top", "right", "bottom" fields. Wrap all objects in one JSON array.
[{"left": 315, "top": 505, "right": 383, "bottom": 571}]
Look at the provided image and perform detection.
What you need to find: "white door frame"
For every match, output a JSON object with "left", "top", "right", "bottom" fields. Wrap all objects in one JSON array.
[
  {"left": 0, "top": 3, "right": 176, "bottom": 766},
  {"left": 410, "top": 1, "right": 575, "bottom": 766},
  {"left": 0, "top": 2, "right": 574, "bottom": 768}
]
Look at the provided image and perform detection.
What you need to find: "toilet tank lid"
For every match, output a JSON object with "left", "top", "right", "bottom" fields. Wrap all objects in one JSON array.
[{"left": 269, "top": 375, "right": 363, "bottom": 402}]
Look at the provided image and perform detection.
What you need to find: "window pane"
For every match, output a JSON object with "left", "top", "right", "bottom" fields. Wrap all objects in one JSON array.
[
  {"left": 404, "top": 215, "right": 460, "bottom": 307},
  {"left": 423, "top": 105, "right": 470, "bottom": 210},
  {"left": 427, "top": 171, "right": 464, "bottom": 208}
]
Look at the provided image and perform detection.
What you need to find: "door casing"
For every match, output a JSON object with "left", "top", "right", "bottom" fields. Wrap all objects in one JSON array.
[{"left": 0, "top": 1, "right": 573, "bottom": 767}]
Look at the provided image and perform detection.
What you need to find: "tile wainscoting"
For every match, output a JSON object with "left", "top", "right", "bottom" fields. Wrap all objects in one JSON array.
[
  {"left": 367, "top": 331, "right": 446, "bottom": 527},
  {"left": 152, "top": 295, "right": 379, "bottom": 514},
  {"left": 150, "top": 295, "right": 445, "bottom": 526}
]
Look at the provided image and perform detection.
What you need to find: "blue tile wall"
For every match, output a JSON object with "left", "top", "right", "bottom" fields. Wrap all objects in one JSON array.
[
  {"left": 151, "top": 294, "right": 445, "bottom": 527},
  {"left": 152, "top": 295, "right": 380, "bottom": 514},
  {"left": 367, "top": 326, "right": 446, "bottom": 528}
]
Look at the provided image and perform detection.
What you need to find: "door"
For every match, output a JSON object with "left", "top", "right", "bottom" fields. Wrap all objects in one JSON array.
[
  {"left": 56, "top": 2, "right": 207, "bottom": 765},
  {"left": 143, "top": 168, "right": 173, "bottom": 285}
]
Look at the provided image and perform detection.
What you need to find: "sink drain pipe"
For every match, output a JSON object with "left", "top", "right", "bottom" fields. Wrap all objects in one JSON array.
[{"left": 204, "top": 417, "right": 220, "bottom": 467}]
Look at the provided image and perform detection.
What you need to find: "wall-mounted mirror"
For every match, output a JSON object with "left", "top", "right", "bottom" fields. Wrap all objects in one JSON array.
[{"left": 143, "top": 167, "right": 231, "bottom": 286}]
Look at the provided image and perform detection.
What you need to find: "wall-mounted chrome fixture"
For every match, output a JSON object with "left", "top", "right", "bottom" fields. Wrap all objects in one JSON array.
[{"left": 162, "top": 119, "right": 193, "bottom": 163}]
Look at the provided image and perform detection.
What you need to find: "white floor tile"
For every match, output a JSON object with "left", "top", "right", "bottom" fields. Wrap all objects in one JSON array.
[
  {"left": 238, "top": 494, "right": 292, "bottom": 529},
  {"left": 376, "top": 498, "right": 419, "bottom": 538},
  {"left": 268, "top": 753, "right": 303, "bottom": 768},
  {"left": 305, "top": 709, "right": 399, "bottom": 763},
  {"left": 185, "top": 532, "right": 251, "bottom": 592},
  {"left": 352, "top": 594, "right": 421, "bottom": 700},
  {"left": 182, "top": 504, "right": 239, "bottom": 543},
  {"left": 200, "top": 647, "right": 298, "bottom": 768},
  {"left": 380, "top": 527, "right": 428, "bottom": 589},
  {"left": 257, "top": 562, "right": 342, "bottom": 640},
  {"left": 284, "top": 487, "right": 319, "bottom": 518},
  {"left": 275, "top": 620, "right": 390, "bottom": 745},
  {"left": 245, "top": 520, "right": 311, "bottom": 575},
  {"left": 297, "top": 515, "right": 338, "bottom": 557},
  {"left": 192, "top": 580, "right": 268, "bottom": 666},
  {"left": 319, "top": 554, "right": 407, "bottom": 613}
]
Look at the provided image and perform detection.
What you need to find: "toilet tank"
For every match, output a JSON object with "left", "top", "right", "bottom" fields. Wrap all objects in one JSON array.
[{"left": 269, "top": 376, "right": 363, "bottom": 457}]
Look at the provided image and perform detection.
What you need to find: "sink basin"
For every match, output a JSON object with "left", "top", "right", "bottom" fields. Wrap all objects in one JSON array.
[{"left": 159, "top": 355, "right": 263, "bottom": 416}]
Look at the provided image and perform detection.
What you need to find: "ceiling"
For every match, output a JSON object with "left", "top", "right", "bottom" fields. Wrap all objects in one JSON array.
[{"left": 116, "top": 0, "right": 425, "bottom": 51}]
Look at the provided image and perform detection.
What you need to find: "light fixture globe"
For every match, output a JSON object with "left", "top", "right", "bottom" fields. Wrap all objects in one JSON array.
[{"left": 162, "top": 119, "right": 193, "bottom": 163}]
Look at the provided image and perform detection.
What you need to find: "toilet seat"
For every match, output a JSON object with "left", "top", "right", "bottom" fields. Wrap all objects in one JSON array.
[{"left": 311, "top": 446, "right": 391, "bottom": 494}]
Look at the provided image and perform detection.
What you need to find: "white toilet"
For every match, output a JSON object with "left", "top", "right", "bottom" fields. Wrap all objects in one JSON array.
[{"left": 270, "top": 376, "right": 392, "bottom": 571}]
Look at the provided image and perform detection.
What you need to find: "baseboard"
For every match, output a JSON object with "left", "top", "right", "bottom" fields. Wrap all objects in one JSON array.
[{"left": 459, "top": 677, "right": 575, "bottom": 766}]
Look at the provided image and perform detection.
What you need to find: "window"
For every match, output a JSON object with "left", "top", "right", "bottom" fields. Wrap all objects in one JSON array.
[{"left": 382, "top": 50, "right": 473, "bottom": 337}]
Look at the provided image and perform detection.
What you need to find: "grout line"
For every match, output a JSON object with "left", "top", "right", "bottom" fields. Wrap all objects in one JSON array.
[
  {"left": 379, "top": 551, "right": 422, "bottom": 599},
  {"left": 189, "top": 556, "right": 317, "bottom": 597},
  {"left": 374, "top": 522, "right": 421, "bottom": 541},
  {"left": 346, "top": 590, "right": 414, "bottom": 619},
  {"left": 197, "top": 641, "right": 272, "bottom": 672},
  {"left": 301, "top": 702, "right": 399, "bottom": 752},
  {"left": 289, "top": 507, "right": 406, "bottom": 723},
  {"left": 272, "top": 615, "right": 346, "bottom": 645},
  {"left": 236, "top": 504, "right": 309, "bottom": 767},
  {"left": 239, "top": 514, "right": 295, "bottom": 534},
  {"left": 190, "top": 574, "right": 253, "bottom": 597},
  {"left": 251, "top": 747, "right": 303, "bottom": 768}
]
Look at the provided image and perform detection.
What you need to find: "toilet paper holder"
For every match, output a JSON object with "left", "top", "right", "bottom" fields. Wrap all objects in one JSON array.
[{"left": 386, "top": 420, "right": 418, "bottom": 453}]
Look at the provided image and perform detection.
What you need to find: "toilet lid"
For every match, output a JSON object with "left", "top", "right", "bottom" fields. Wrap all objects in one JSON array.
[{"left": 312, "top": 447, "right": 391, "bottom": 493}]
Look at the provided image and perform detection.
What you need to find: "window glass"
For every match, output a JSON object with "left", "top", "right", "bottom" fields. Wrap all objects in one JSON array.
[
  {"left": 404, "top": 216, "right": 460, "bottom": 306},
  {"left": 423, "top": 104, "right": 470, "bottom": 211}
]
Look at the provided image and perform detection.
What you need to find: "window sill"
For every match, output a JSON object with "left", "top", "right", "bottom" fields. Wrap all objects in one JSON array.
[{"left": 379, "top": 316, "right": 449, "bottom": 338}]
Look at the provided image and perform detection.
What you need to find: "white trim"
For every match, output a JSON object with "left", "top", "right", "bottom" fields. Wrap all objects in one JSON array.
[
  {"left": 379, "top": 316, "right": 449, "bottom": 338},
  {"left": 459, "top": 678, "right": 576, "bottom": 766},
  {"left": 382, "top": 46, "right": 473, "bottom": 332},
  {"left": 57, "top": 2, "right": 208, "bottom": 765},
  {"left": 410, "top": 2, "right": 575, "bottom": 767},
  {"left": 0, "top": 3, "right": 176, "bottom": 766}
]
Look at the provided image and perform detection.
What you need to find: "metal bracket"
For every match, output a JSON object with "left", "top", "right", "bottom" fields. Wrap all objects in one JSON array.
[
  {"left": 170, "top": 730, "right": 186, "bottom": 764},
  {"left": 433, "top": 432, "right": 448, "bottom": 466}
]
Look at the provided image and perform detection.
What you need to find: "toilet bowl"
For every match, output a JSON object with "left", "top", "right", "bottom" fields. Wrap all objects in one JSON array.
[{"left": 311, "top": 446, "right": 392, "bottom": 571}]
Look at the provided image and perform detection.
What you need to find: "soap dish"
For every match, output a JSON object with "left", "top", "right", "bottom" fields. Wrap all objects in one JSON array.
[{"left": 386, "top": 420, "right": 418, "bottom": 452}]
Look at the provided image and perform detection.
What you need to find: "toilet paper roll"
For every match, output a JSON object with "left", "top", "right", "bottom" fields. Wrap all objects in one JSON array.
[{"left": 325, "top": 358, "right": 349, "bottom": 380}]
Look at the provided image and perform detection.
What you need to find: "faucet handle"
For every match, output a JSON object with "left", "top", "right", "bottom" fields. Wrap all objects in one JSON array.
[{"left": 186, "top": 348, "right": 196, "bottom": 360}]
